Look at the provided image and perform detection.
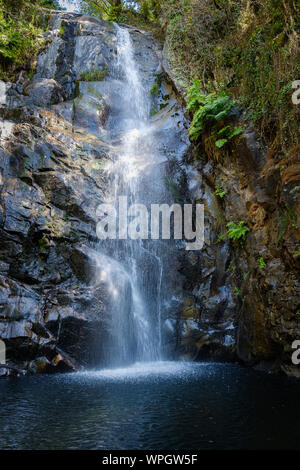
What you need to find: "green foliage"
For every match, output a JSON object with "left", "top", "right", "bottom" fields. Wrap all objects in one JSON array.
[
  {"left": 150, "top": 83, "right": 159, "bottom": 96},
  {"left": 150, "top": 108, "right": 158, "bottom": 117},
  {"left": 38, "top": 235, "right": 50, "bottom": 254},
  {"left": 80, "top": 68, "right": 108, "bottom": 81},
  {"left": 258, "top": 257, "right": 266, "bottom": 269},
  {"left": 81, "top": 0, "right": 162, "bottom": 27},
  {"left": 229, "top": 261, "right": 236, "bottom": 273},
  {"left": 40, "top": 0, "right": 60, "bottom": 7},
  {"left": 0, "top": 0, "right": 52, "bottom": 81},
  {"left": 187, "top": 79, "right": 234, "bottom": 141},
  {"left": 234, "top": 287, "right": 240, "bottom": 298},
  {"left": 293, "top": 247, "right": 300, "bottom": 258},
  {"left": 215, "top": 125, "right": 243, "bottom": 148},
  {"left": 158, "top": 0, "right": 300, "bottom": 154},
  {"left": 214, "top": 185, "right": 226, "bottom": 199},
  {"left": 59, "top": 24, "right": 65, "bottom": 37},
  {"left": 90, "top": 161, "right": 105, "bottom": 170},
  {"left": 217, "top": 232, "right": 226, "bottom": 243},
  {"left": 226, "top": 221, "right": 250, "bottom": 245}
]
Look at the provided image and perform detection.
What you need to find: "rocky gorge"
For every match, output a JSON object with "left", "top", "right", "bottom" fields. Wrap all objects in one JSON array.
[{"left": 0, "top": 8, "right": 299, "bottom": 378}]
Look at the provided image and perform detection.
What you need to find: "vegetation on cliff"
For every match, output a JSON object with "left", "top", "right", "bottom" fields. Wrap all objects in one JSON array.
[
  {"left": 2, "top": 0, "right": 299, "bottom": 154},
  {"left": 81, "top": 0, "right": 299, "bottom": 155},
  {"left": 0, "top": 0, "right": 60, "bottom": 80}
]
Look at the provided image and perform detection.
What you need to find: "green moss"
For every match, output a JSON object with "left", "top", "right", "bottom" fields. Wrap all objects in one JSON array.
[
  {"left": 80, "top": 68, "right": 108, "bottom": 82},
  {"left": 59, "top": 23, "right": 65, "bottom": 38},
  {"left": 150, "top": 83, "right": 159, "bottom": 96},
  {"left": 38, "top": 235, "right": 50, "bottom": 254},
  {"left": 150, "top": 108, "right": 158, "bottom": 117}
]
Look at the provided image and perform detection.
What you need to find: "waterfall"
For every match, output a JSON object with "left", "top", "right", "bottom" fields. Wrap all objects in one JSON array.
[{"left": 95, "top": 25, "right": 167, "bottom": 367}]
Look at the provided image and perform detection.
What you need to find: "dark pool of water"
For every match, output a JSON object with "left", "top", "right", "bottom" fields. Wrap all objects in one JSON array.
[{"left": 0, "top": 361, "right": 299, "bottom": 450}]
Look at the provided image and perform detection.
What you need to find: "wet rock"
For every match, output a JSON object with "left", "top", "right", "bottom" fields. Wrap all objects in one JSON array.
[
  {"left": 24, "top": 78, "right": 66, "bottom": 106},
  {"left": 0, "top": 11, "right": 119, "bottom": 374}
]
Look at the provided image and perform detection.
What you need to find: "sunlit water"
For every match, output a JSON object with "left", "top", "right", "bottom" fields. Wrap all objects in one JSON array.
[
  {"left": 58, "top": 0, "right": 81, "bottom": 12},
  {"left": 1, "top": 362, "right": 300, "bottom": 450}
]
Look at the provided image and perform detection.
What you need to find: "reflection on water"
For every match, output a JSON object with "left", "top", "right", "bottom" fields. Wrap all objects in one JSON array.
[{"left": 0, "top": 362, "right": 300, "bottom": 450}]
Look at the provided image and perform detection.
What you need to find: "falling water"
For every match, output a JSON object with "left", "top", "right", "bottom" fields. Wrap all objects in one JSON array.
[{"left": 94, "top": 25, "right": 169, "bottom": 367}]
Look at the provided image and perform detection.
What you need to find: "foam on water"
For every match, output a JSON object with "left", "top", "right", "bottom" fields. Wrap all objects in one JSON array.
[{"left": 75, "top": 361, "right": 217, "bottom": 382}]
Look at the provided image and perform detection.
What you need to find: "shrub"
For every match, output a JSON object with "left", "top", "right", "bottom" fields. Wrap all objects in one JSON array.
[{"left": 0, "top": 0, "right": 53, "bottom": 81}]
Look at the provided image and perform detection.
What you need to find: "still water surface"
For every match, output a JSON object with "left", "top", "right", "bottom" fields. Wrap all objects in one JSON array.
[{"left": 0, "top": 362, "right": 299, "bottom": 449}]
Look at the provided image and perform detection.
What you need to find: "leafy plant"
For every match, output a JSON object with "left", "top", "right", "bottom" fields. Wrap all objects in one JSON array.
[
  {"left": 214, "top": 185, "right": 226, "bottom": 198},
  {"left": 234, "top": 287, "right": 240, "bottom": 298},
  {"left": 215, "top": 125, "right": 243, "bottom": 148},
  {"left": 226, "top": 221, "right": 250, "bottom": 245},
  {"left": 187, "top": 79, "right": 234, "bottom": 141},
  {"left": 229, "top": 261, "right": 236, "bottom": 273},
  {"left": 293, "top": 247, "right": 300, "bottom": 258},
  {"left": 258, "top": 257, "right": 266, "bottom": 269},
  {"left": 217, "top": 232, "right": 226, "bottom": 243}
]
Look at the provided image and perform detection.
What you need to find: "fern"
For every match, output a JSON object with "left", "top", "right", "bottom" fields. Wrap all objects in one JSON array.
[
  {"left": 226, "top": 221, "right": 250, "bottom": 245},
  {"left": 215, "top": 125, "right": 243, "bottom": 148},
  {"left": 187, "top": 79, "right": 235, "bottom": 141}
]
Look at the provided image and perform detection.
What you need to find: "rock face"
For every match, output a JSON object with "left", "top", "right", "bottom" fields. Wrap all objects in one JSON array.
[
  {"left": 0, "top": 11, "right": 190, "bottom": 375},
  {"left": 0, "top": 12, "right": 118, "bottom": 375},
  {"left": 171, "top": 104, "right": 300, "bottom": 374},
  {"left": 0, "top": 10, "right": 299, "bottom": 377}
]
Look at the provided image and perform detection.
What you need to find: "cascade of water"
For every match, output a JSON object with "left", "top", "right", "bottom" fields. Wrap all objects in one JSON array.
[{"left": 94, "top": 25, "right": 165, "bottom": 366}]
